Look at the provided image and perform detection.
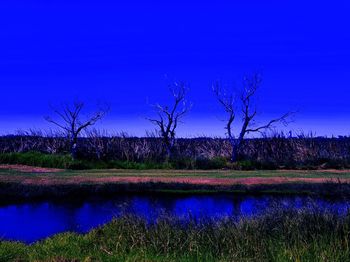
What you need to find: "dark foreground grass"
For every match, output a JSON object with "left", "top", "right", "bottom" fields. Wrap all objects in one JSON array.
[{"left": 1, "top": 207, "right": 350, "bottom": 261}]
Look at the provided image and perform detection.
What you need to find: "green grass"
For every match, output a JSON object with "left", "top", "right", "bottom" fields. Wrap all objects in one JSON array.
[
  {"left": 0, "top": 152, "right": 173, "bottom": 170},
  {"left": 1, "top": 207, "right": 350, "bottom": 261},
  {"left": 2, "top": 167, "right": 350, "bottom": 180},
  {"left": 0, "top": 152, "right": 74, "bottom": 169},
  {"left": 64, "top": 170, "right": 350, "bottom": 179}
]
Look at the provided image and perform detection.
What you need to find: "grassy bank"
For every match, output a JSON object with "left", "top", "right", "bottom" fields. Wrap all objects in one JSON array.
[
  {"left": 1, "top": 167, "right": 350, "bottom": 199},
  {"left": 1, "top": 181, "right": 350, "bottom": 201},
  {"left": 1, "top": 207, "right": 350, "bottom": 261}
]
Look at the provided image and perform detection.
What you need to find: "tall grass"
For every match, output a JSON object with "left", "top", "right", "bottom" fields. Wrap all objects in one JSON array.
[
  {"left": 0, "top": 152, "right": 173, "bottom": 170},
  {"left": 1, "top": 207, "right": 350, "bottom": 261},
  {"left": 0, "top": 152, "right": 73, "bottom": 169}
]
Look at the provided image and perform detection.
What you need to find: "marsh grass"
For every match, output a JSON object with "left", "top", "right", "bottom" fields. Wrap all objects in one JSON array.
[{"left": 1, "top": 206, "right": 350, "bottom": 261}]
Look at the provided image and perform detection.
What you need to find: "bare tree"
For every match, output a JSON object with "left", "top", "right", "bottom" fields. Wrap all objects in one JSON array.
[
  {"left": 213, "top": 73, "right": 293, "bottom": 162},
  {"left": 148, "top": 82, "right": 191, "bottom": 160},
  {"left": 45, "top": 101, "right": 108, "bottom": 160}
]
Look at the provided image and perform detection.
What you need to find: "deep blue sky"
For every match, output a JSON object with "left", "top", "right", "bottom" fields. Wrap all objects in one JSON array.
[{"left": 0, "top": 1, "right": 349, "bottom": 136}]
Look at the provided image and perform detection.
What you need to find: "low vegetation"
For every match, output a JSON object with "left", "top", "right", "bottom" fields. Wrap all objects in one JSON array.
[
  {"left": 0, "top": 152, "right": 172, "bottom": 170},
  {"left": 0, "top": 151, "right": 252, "bottom": 170},
  {"left": 1, "top": 139, "right": 350, "bottom": 171},
  {"left": 1, "top": 207, "right": 350, "bottom": 261}
]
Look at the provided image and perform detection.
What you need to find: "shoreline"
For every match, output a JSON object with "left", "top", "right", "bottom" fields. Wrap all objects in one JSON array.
[{"left": 1, "top": 181, "right": 350, "bottom": 201}]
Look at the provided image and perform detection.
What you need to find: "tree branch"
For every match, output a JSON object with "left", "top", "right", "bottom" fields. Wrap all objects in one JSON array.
[{"left": 246, "top": 112, "right": 294, "bottom": 133}]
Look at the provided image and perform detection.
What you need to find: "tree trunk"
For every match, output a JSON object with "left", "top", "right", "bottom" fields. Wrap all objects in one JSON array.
[
  {"left": 165, "top": 147, "right": 171, "bottom": 162},
  {"left": 70, "top": 135, "right": 78, "bottom": 160},
  {"left": 230, "top": 139, "right": 242, "bottom": 162},
  {"left": 231, "top": 147, "right": 238, "bottom": 162},
  {"left": 163, "top": 138, "right": 175, "bottom": 162}
]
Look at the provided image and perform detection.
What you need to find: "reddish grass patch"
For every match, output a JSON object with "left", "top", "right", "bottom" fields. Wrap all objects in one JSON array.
[
  {"left": 1, "top": 166, "right": 350, "bottom": 186},
  {"left": 11, "top": 176, "right": 350, "bottom": 186},
  {"left": 277, "top": 169, "right": 350, "bottom": 174}
]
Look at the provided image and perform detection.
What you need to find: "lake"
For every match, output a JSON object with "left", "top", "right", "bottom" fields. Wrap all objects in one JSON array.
[{"left": 0, "top": 194, "right": 349, "bottom": 243}]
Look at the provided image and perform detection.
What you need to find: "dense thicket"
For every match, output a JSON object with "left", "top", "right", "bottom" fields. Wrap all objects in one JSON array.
[{"left": 0, "top": 132, "right": 350, "bottom": 169}]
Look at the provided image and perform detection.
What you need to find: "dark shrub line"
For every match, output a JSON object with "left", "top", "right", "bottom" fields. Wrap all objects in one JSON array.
[{"left": 2, "top": 132, "right": 350, "bottom": 169}]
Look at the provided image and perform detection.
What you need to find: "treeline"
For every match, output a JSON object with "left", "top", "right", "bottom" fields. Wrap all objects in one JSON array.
[
  {"left": 1, "top": 131, "right": 350, "bottom": 169},
  {"left": 32, "top": 73, "right": 294, "bottom": 163},
  {"left": 2, "top": 73, "right": 346, "bottom": 169}
]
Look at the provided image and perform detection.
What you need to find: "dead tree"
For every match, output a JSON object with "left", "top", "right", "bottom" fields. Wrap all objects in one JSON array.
[
  {"left": 45, "top": 101, "right": 108, "bottom": 160},
  {"left": 148, "top": 82, "right": 191, "bottom": 160},
  {"left": 213, "top": 73, "right": 293, "bottom": 162}
]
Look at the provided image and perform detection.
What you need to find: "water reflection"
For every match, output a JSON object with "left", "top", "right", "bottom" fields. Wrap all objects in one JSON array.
[{"left": 0, "top": 194, "right": 348, "bottom": 243}]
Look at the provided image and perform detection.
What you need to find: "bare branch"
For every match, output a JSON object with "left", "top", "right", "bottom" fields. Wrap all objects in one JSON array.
[
  {"left": 246, "top": 112, "right": 295, "bottom": 134},
  {"left": 148, "top": 81, "right": 191, "bottom": 158},
  {"left": 214, "top": 72, "right": 294, "bottom": 162},
  {"left": 213, "top": 81, "right": 236, "bottom": 140},
  {"left": 45, "top": 100, "right": 108, "bottom": 159},
  {"left": 44, "top": 116, "right": 70, "bottom": 133}
]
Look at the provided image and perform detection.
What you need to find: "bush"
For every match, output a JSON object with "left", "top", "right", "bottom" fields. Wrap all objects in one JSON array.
[
  {"left": 110, "top": 160, "right": 172, "bottom": 170},
  {"left": 195, "top": 157, "right": 227, "bottom": 169},
  {"left": 170, "top": 157, "right": 195, "bottom": 169}
]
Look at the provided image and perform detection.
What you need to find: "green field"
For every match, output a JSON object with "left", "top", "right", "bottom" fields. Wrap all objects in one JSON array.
[{"left": 1, "top": 168, "right": 350, "bottom": 179}]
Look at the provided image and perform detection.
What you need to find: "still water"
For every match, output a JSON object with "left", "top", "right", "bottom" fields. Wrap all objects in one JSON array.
[{"left": 0, "top": 194, "right": 349, "bottom": 243}]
